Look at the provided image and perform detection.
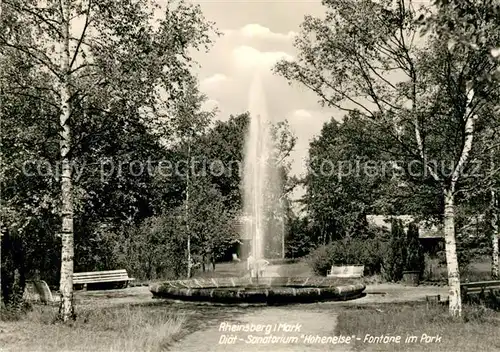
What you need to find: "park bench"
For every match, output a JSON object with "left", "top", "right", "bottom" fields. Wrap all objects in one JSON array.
[
  {"left": 73, "top": 269, "right": 134, "bottom": 289},
  {"left": 460, "top": 280, "right": 500, "bottom": 303},
  {"left": 327, "top": 265, "right": 364, "bottom": 278}
]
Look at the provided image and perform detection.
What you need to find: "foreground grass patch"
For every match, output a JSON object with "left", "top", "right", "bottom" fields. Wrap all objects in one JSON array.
[
  {"left": 0, "top": 304, "right": 185, "bottom": 352},
  {"left": 336, "top": 303, "right": 500, "bottom": 352}
]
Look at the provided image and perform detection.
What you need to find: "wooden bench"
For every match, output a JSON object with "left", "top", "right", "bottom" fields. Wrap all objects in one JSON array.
[
  {"left": 327, "top": 265, "right": 364, "bottom": 278},
  {"left": 460, "top": 280, "right": 500, "bottom": 303},
  {"left": 73, "top": 269, "right": 135, "bottom": 289}
]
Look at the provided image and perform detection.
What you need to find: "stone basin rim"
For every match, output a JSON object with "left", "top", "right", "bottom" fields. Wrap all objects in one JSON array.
[
  {"left": 149, "top": 276, "right": 366, "bottom": 290},
  {"left": 149, "top": 277, "right": 366, "bottom": 304}
]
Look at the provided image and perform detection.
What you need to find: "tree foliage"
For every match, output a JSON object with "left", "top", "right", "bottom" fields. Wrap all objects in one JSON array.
[
  {"left": 0, "top": 0, "right": 218, "bottom": 312},
  {"left": 276, "top": 0, "right": 500, "bottom": 316}
]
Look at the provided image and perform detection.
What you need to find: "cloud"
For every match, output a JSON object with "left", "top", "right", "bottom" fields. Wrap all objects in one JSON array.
[
  {"left": 202, "top": 98, "right": 219, "bottom": 111},
  {"left": 232, "top": 45, "right": 294, "bottom": 70},
  {"left": 286, "top": 108, "right": 330, "bottom": 147},
  {"left": 287, "top": 109, "right": 317, "bottom": 130},
  {"left": 223, "top": 24, "right": 297, "bottom": 41},
  {"left": 200, "top": 73, "right": 229, "bottom": 90},
  {"left": 291, "top": 109, "right": 313, "bottom": 119},
  {"left": 240, "top": 24, "right": 296, "bottom": 40}
]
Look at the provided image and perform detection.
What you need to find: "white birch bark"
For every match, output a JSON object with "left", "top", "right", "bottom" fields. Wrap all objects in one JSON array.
[
  {"left": 492, "top": 187, "right": 499, "bottom": 279},
  {"left": 58, "top": 0, "right": 75, "bottom": 322}
]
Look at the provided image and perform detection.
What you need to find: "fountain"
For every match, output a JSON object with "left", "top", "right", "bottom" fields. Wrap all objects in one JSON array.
[
  {"left": 149, "top": 72, "right": 366, "bottom": 304},
  {"left": 242, "top": 72, "right": 281, "bottom": 278}
]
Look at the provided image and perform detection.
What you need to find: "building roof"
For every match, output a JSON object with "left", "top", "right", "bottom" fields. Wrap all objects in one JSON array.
[{"left": 366, "top": 214, "right": 443, "bottom": 239}]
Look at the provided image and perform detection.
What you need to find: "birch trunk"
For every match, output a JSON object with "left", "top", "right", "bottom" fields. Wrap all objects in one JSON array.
[
  {"left": 58, "top": 0, "right": 75, "bottom": 322},
  {"left": 492, "top": 188, "right": 499, "bottom": 279},
  {"left": 444, "top": 187, "right": 461, "bottom": 316},
  {"left": 185, "top": 140, "right": 191, "bottom": 279},
  {"left": 442, "top": 88, "right": 476, "bottom": 317}
]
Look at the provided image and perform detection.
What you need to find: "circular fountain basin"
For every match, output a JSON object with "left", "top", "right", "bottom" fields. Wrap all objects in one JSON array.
[{"left": 149, "top": 277, "right": 365, "bottom": 304}]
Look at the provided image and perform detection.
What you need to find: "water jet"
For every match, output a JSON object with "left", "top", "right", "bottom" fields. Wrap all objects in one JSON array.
[{"left": 150, "top": 73, "right": 365, "bottom": 303}]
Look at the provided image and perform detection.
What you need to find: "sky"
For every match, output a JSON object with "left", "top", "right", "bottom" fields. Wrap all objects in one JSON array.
[
  {"left": 66, "top": 0, "right": 336, "bottom": 202},
  {"left": 188, "top": 0, "right": 340, "bottom": 181}
]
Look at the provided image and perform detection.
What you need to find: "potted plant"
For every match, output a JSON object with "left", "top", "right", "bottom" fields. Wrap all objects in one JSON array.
[{"left": 403, "top": 222, "right": 425, "bottom": 286}]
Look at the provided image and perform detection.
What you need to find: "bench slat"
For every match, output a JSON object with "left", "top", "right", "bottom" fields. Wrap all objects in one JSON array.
[
  {"left": 74, "top": 277, "right": 128, "bottom": 280},
  {"left": 464, "top": 288, "right": 500, "bottom": 294},
  {"left": 461, "top": 285, "right": 500, "bottom": 291},
  {"left": 74, "top": 278, "right": 133, "bottom": 283},
  {"left": 73, "top": 276, "right": 130, "bottom": 281},
  {"left": 73, "top": 269, "right": 133, "bottom": 285},
  {"left": 461, "top": 280, "right": 500, "bottom": 288},
  {"left": 73, "top": 277, "right": 135, "bottom": 282},
  {"left": 78, "top": 269, "right": 127, "bottom": 274},
  {"left": 73, "top": 272, "right": 130, "bottom": 275},
  {"left": 74, "top": 270, "right": 127, "bottom": 276},
  {"left": 327, "top": 265, "right": 364, "bottom": 278},
  {"left": 73, "top": 274, "right": 128, "bottom": 279}
]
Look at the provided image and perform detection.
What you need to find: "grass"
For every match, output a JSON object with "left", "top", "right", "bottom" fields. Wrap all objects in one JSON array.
[
  {"left": 4, "top": 257, "right": 497, "bottom": 352},
  {"left": 423, "top": 257, "right": 494, "bottom": 284},
  {"left": 336, "top": 303, "right": 500, "bottom": 352},
  {"left": 0, "top": 304, "right": 185, "bottom": 352}
]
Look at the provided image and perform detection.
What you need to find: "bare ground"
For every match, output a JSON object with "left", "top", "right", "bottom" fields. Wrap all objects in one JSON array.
[
  {"left": 3, "top": 283, "right": 449, "bottom": 352},
  {"left": 70, "top": 284, "right": 449, "bottom": 351}
]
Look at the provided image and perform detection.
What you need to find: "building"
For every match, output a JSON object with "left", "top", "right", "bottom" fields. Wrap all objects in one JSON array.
[
  {"left": 366, "top": 214, "right": 443, "bottom": 253},
  {"left": 366, "top": 215, "right": 443, "bottom": 237}
]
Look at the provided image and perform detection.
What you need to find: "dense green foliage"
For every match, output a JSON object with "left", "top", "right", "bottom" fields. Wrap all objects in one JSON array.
[
  {"left": 276, "top": 1, "right": 500, "bottom": 315},
  {"left": 0, "top": 0, "right": 301, "bottom": 306},
  {"left": 383, "top": 220, "right": 407, "bottom": 282},
  {"left": 307, "top": 235, "right": 386, "bottom": 277},
  {"left": 2, "top": 0, "right": 499, "bottom": 319},
  {"left": 405, "top": 222, "right": 425, "bottom": 275}
]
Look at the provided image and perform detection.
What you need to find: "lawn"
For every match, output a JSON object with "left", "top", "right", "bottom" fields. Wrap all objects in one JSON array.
[
  {"left": 0, "top": 298, "right": 258, "bottom": 352},
  {"left": 336, "top": 302, "right": 500, "bottom": 352},
  {"left": 0, "top": 304, "right": 185, "bottom": 352},
  {"left": 6, "top": 258, "right": 496, "bottom": 351}
]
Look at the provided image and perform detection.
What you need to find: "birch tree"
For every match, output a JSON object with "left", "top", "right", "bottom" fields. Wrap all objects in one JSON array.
[
  {"left": 169, "top": 78, "right": 215, "bottom": 277},
  {"left": 1, "top": 0, "right": 216, "bottom": 321},
  {"left": 491, "top": 168, "right": 499, "bottom": 279},
  {"left": 274, "top": 0, "right": 500, "bottom": 316},
  {"left": 427, "top": 0, "right": 500, "bottom": 281}
]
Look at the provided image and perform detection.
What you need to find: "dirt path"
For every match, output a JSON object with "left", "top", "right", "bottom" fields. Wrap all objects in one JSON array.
[
  {"left": 43, "top": 283, "right": 448, "bottom": 352},
  {"left": 72, "top": 283, "right": 448, "bottom": 308},
  {"left": 169, "top": 307, "right": 352, "bottom": 352}
]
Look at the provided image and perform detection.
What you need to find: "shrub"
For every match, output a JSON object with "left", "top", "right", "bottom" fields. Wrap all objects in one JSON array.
[
  {"left": 362, "top": 238, "right": 386, "bottom": 275},
  {"left": 307, "top": 238, "right": 386, "bottom": 276},
  {"left": 405, "top": 222, "right": 425, "bottom": 275},
  {"left": 307, "top": 245, "right": 333, "bottom": 276},
  {"left": 382, "top": 219, "right": 406, "bottom": 282}
]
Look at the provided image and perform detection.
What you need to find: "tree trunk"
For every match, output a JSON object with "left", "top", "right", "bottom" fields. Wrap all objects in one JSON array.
[
  {"left": 492, "top": 188, "right": 499, "bottom": 279},
  {"left": 185, "top": 140, "right": 191, "bottom": 279},
  {"left": 443, "top": 187, "right": 462, "bottom": 317},
  {"left": 281, "top": 218, "right": 285, "bottom": 259},
  {"left": 58, "top": 0, "right": 75, "bottom": 322},
  {"left": 442, "top": 88, "right": 475, "bottom": 317}
]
